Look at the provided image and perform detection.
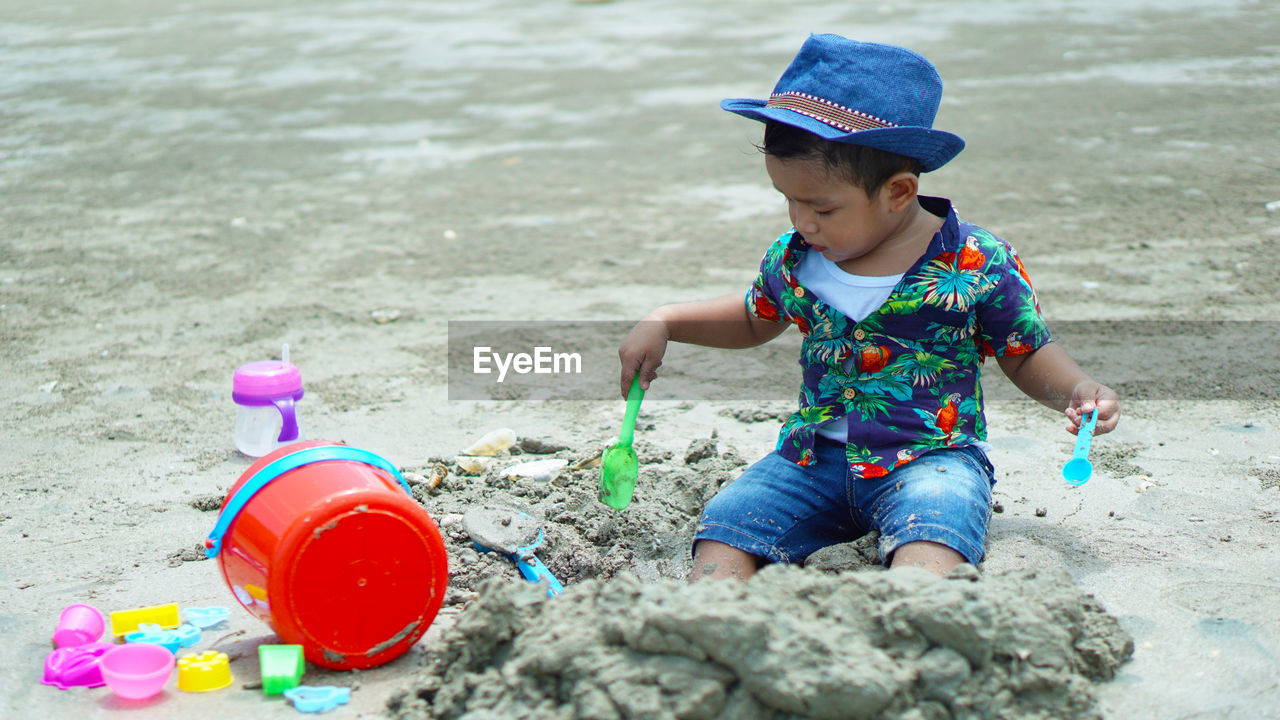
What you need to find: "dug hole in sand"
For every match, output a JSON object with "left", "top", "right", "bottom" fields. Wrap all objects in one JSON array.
[{"left": 389, "top": 432, "right": 1133, "bottom": 720}]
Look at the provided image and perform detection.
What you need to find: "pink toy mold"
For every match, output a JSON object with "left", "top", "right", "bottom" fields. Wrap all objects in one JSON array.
[{"left": 41, "top": 642, "right": 114, "bottom": 689}]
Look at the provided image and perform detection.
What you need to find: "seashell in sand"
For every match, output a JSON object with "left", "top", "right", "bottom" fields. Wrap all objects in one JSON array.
[
  {"left": 461, "top": 428, "right": 517, "bottom": 457},
  {"left": 569, "top": 452, "right": 602, "bottom": 471},
  {"left": 499, "top": 459, "right": 569, "bottom": 483},
  {"left": 426, "top": 463, "right": 447, "bottom": 488},
  {"left": 455, "top": 456, "right": 490, "bottom": 475}
]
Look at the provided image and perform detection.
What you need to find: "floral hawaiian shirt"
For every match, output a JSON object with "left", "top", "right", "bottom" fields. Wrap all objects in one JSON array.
[{"left": 745, "top": 196, "right": 1052, "bottom": 478}]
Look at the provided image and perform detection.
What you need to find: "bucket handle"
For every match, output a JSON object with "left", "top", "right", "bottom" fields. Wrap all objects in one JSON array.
[{"left": 204, "top": 445, "right": 413, "bottom": 559}]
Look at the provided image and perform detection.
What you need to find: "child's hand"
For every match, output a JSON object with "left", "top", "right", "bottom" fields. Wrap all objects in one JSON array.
[
  {"left": 1065, "top": 381, "right": 1120, "bottom": 436},
  {"left": 618, "top": 318, "right": 669, "bottom": 400}
]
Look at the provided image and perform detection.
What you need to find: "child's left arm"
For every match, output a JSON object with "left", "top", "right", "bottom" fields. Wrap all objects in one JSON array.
[{"left": 996, "top": 343, "right": 1120, "bottom": 435}]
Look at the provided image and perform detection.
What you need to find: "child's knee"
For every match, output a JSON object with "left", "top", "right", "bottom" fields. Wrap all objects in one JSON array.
[
  {"left": 887, "top": 540, "right": 967, "bottom": 576},
  {"left": 690, "top": 540, "right": 760, "bottom": 582}
]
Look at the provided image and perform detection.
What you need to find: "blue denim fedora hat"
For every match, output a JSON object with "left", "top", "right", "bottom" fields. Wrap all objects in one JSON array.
[{"left": 722, "top": 34, "right": 964, "bottom": 172}]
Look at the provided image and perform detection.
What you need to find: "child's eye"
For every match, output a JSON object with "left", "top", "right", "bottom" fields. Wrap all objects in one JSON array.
[{"left": 815, "top": 209, "right": 834, "bottom": 217}]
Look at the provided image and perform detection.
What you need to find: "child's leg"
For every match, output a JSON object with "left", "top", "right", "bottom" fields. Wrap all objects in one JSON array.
[
  {"left": 856, "top": 446, "right": 995, "bottom": 574},
  {"left": 889, "top": 540, "right": 967, "bottom": 576},
  {"left": 690, "top": 438, "right": 858, "bottom": 581},
  {"left": 689, "top": 540, "right": 760, "bottom": 582}
]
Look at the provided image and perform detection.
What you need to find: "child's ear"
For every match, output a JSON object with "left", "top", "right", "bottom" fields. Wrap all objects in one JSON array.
[{"left": 883, "top": 171, "right": 920, "bottom": 212}]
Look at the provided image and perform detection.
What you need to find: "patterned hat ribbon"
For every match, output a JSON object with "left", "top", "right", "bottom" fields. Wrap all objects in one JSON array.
[{"left": 764, "top": 91, "right": 899, "bottom": 133}]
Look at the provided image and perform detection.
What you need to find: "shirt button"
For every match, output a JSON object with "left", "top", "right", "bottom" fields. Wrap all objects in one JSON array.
[
  {"left": 794, "top": 286, "right": 805, "bottom": 298},
  {"left": 853, "top": 328, "right": 866, "bottom": 341},
  {"left": 843, "top": 388, "right": 857, "bottom": 400}
]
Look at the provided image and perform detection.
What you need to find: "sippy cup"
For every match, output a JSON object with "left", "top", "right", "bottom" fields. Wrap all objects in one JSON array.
[{"left": 232, "top": 345, "right": 305, "bottom": 457}]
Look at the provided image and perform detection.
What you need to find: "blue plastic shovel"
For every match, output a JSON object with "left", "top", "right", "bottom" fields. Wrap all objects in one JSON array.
[
  {"left": 462, "top": 505, "right": 564, "bottom": 597},
  {"left": 1062, "top": 409, "right": 1099, "bottom": 485}
]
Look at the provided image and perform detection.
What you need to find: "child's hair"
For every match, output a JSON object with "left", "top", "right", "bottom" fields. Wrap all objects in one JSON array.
[{"left": 760, "top": 121, "right": 923, "bottom": 195}]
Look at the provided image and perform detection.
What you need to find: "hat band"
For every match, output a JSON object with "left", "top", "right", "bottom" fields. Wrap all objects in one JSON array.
[{"left": 765, "top": 91, "right": 898, "bottom": 133}]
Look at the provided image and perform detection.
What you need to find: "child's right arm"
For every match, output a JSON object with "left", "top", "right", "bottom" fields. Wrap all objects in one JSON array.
[{"left": 617, "top": 293, "right": 787, "bottom": 399}]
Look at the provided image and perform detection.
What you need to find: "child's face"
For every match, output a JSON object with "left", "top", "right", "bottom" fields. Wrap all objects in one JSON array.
[{"left": 765, "top": 155, "right": 899, "bottom": 266}]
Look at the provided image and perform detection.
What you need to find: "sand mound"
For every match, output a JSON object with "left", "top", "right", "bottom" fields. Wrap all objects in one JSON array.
[
  {"left": 390, "top": 565, "right": 1132, "bottom": 720},
  {"left": 394, "top": 433, "right": 1132, "bottom": 719}
]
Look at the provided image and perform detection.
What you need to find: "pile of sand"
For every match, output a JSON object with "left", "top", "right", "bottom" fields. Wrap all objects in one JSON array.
[
  {"left": 389, "top": 565, "right": 1133, "bottom": 720},
  {"left": 390, "top": 433, "right": 1133, "bottom": 720}
]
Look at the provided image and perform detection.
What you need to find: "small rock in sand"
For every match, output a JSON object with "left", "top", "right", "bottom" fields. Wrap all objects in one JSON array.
[
  {"left": 684, "top": 437, "right": 718, "bottom": 464},
  {"left": 370, "top": 308, "right": 402, "bottom": 324},
  {"left": 189, "top": 494, "right": 223, "bottom": 512},
  {"left": 719, "top": 407, "right": 789, "bottom": 423},
  {"left": 519, "top": 437, "right": 569, "bottom": 454},
  {"left": 167, "top": 545, "right": 207, "bottom": 566}
]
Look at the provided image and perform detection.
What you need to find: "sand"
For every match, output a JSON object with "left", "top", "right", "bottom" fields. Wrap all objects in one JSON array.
[
  {"left": 389, "top": 566, "right": 1133, "bottom": 720},
  {"left": 4, "top": 0, "right": 1280, "bottom": 718},
  {"left": 391, "top": 435, "right": 1135, "bottom": 719}
]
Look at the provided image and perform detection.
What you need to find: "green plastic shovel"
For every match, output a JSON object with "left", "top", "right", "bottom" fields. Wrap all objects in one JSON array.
[{"left": 599, "top": 375, "right": 645, "bottom": 510}]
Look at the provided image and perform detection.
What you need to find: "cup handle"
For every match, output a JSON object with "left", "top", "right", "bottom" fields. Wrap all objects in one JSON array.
[{"left": 271, "top": 395, "right": 299, "bottom": 442}]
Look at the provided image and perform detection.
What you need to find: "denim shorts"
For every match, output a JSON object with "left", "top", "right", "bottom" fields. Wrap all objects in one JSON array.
[{"left": 694, "top": 436, "right": 995, "bottom": 567}]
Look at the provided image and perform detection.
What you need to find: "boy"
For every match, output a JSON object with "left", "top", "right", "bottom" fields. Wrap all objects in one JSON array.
[{"left": 617, "top": 34, "right": 1120, "bottom": 581}]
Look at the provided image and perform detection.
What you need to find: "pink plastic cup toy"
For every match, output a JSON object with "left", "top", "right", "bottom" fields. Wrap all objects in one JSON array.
[
  {"left": 52, "top": 604, "right": 105, "bottom": 648},
  {"left": 40, "top": 642, "right": 114, "bottom": 689},
  {"left": 99, "top": 643, "right": 176, "bottom": 700}
]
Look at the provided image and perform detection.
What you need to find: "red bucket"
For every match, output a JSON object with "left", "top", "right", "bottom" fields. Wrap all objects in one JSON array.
[{"left": 204, "top": 441, "right": 448, "bottom": 670}]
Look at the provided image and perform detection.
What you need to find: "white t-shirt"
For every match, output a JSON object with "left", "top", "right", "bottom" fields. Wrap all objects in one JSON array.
[{"left": 792, "top": 251, "right": 902, "bottom": 442}]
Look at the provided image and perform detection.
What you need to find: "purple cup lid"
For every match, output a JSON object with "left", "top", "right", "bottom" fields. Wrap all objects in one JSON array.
[{"left": 233, "top": 361, "right": 303, "bottom": 402}]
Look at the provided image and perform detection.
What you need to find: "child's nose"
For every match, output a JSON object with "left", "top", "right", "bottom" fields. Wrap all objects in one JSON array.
[{"left": 796, "top": 209, "right": 820, "bottom": 235}]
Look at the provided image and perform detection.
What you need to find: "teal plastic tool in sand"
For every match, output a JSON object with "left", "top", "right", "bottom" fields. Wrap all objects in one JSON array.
[{"left": 1061, "top": 409, "right": 1099, "bottom": 485}]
